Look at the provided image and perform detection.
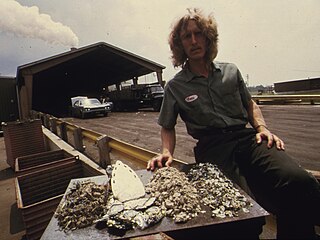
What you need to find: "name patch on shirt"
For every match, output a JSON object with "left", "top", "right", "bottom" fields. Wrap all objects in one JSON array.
[{"left": 185, "top": 94, "right": 198, "bottom": 103}]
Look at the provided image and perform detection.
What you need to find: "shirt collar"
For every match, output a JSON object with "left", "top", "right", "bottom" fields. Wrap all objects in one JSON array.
[
  {"left": 183, "top": 62, "right": 221, "bottom": 82},
  {"left": 212, "top": 62, "right": 222, "bottom": 71}
]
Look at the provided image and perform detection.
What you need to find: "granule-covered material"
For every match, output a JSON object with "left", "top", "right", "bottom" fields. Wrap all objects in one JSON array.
[
  {"left": 145, "top": 167, "right": 202, "bottom": 223},
  {"left": 187, "top": 163, "right": 252, "bottom": 218},
  {"left": 54, "top": 180, "right": 109, "bottom": 231}
]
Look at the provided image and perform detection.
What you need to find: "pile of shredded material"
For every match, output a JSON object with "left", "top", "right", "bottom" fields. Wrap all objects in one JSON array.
[
  {"left": 54, "top": 180, "right": 109, "bottom": 231},
  {"left": 145, "top": 167, "right": 202, "bottom": 223},
  {"left": 187, "top": 163, "right": 252, "bottom": 218},
  {"left": 54, "top": 162, "right": 252, "bottom": 234}
]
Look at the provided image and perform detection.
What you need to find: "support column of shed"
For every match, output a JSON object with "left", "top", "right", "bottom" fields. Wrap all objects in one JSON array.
[
  {"left": 156, "top": 70, "right": 165, "bottom": 87},
  {"left": 19, "top": 74, "right": 33, "bottom": 120}
]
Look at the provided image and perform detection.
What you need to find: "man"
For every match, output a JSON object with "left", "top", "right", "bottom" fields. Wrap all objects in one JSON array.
[{"left": 147, "top": 8, "right": 320, "bottom": 239}]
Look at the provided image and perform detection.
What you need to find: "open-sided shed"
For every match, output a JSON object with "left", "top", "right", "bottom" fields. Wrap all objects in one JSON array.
[
  {"left": 0, "top": 76, "right": 19, "bottom": 130},
  {"left": 16, "top": 42, "right": 165, "bottom": 118}
]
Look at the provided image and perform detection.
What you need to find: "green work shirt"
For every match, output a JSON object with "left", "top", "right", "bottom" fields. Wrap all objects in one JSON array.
[{"left": 158, "top": 62, "right": 252, "bottom": 139}]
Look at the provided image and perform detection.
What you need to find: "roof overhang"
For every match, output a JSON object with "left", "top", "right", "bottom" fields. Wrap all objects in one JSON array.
[{"left": 16, "top": 41, "right": 165, "bottom": 87}]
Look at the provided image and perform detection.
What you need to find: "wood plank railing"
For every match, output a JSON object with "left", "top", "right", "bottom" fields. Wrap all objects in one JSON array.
[{"left": 31, "top": 110, "right": 187, "bottom": 170}]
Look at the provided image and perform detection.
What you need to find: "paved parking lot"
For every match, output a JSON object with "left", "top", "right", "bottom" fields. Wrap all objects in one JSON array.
[{"left": 0, "top": 105, "right": 319, "bottom": 239}]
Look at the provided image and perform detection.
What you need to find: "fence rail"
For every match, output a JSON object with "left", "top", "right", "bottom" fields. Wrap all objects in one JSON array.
[
  {"left": 31, "top": 110, "right": 187, "bottom": 170},
  {"left": 252, "top": 94, "right": 320, "bottom": 105}
]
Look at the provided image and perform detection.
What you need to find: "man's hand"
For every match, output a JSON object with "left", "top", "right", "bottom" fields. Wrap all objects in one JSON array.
[
  {"left": 147, "top": 148, "right": 173, "bottom": 171},
  {"left": 255, "top": 126, "right": 285, "bottom": 150}
]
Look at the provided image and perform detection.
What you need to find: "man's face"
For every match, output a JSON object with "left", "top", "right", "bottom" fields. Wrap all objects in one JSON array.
[{"left": 180, "top": 20, "right": 207, "bottom": 62}]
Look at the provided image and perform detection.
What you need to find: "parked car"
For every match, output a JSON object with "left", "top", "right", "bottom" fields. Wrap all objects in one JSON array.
[{"left": 70, "top": 96, "right": 112, "bottom": 118}]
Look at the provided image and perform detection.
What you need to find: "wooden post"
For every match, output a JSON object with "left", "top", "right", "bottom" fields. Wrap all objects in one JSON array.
[
  {"left": 73, "top": 128, "right": 85, "bottom": 152},
  {"left": 59, "top": 122, "right": 68, "bottom": 142},
  {"left": 19, "top": 74, "right": 33, "bottom": 120},
  {"left": 50, "top": 118, "right": 57, "bottom": 135},
  {"left": 96, "top": 135, "right": 111, "bottom": 168},
  {"left": 43, "top": 114, "right": 50, "bottom": 129},
  {"left": 39, "top": 112, "right": 45, "bottom": 125}
]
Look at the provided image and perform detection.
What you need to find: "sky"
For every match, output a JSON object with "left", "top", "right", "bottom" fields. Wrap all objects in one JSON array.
[{"left": 0, "top": 0, "right": 320, "bottom": 86}]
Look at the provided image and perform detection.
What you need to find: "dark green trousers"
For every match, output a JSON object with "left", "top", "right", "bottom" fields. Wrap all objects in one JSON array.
[{"left": 194, "top": 128, "right": 320, "bottom": 239}]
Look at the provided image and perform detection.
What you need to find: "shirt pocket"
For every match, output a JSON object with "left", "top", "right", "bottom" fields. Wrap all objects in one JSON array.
[
  {"left": 180, "top": 94, "right": 210, "bottom": 124},
  {"left": 221, "top": 91, "right": 245, "bottom": 118}
]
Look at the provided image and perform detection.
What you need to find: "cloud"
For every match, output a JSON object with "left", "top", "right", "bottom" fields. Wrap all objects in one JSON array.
[{"left": 0, "top": 0, "right": 79, "bottom": 46}]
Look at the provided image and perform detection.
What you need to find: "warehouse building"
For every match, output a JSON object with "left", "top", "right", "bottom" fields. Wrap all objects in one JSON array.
[
  {"left": 274, "top": 77, "right": 320, "bottom": 94},
  {"left": 16, "top": 42, "right": 165, "bottom": 119}
]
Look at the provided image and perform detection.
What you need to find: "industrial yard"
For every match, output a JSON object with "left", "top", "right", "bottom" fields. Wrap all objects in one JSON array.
[
  {"left": 66, "top": 105, "right": 320, "bottom": 171},
  {"left": 1, "top": 2, "right": 320, "bottom": 238},
  {"left": 0, "top": 104, "right": 319, "bottom": 239}
]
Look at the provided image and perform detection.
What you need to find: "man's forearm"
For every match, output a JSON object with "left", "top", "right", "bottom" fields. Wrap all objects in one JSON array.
[
  {"left": 248, "top": 100, "right": 268, "bottom": 131},
  {"left": 161, "top": 127, "right": 176, "bottom": 155}
]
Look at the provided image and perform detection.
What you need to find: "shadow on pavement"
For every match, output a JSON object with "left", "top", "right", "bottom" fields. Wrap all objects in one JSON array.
[
  {"left": 0, "top": 167, "right": 15, "bottom": 181},
  {"left": 10, "top": 203, "right": 25, "bottom": 235}
]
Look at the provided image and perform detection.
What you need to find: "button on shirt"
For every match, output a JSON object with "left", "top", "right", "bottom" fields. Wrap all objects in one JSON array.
[{"left": 158, "top": 62, "right": 252, "bottom": 139}]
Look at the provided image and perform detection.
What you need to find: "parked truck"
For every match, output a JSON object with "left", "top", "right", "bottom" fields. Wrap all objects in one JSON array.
[{"left": 108, "top": 83, "right": 164, "bottom": 111}]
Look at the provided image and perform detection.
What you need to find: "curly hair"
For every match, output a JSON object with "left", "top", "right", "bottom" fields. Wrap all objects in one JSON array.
[{"left": 168, "top": 8, "right": 219, "bottom": 68}]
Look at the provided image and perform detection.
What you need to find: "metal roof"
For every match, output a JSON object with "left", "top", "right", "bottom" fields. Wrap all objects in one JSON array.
[{"left": 16, "top": 42, "right": 165, "bottom": 117}]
